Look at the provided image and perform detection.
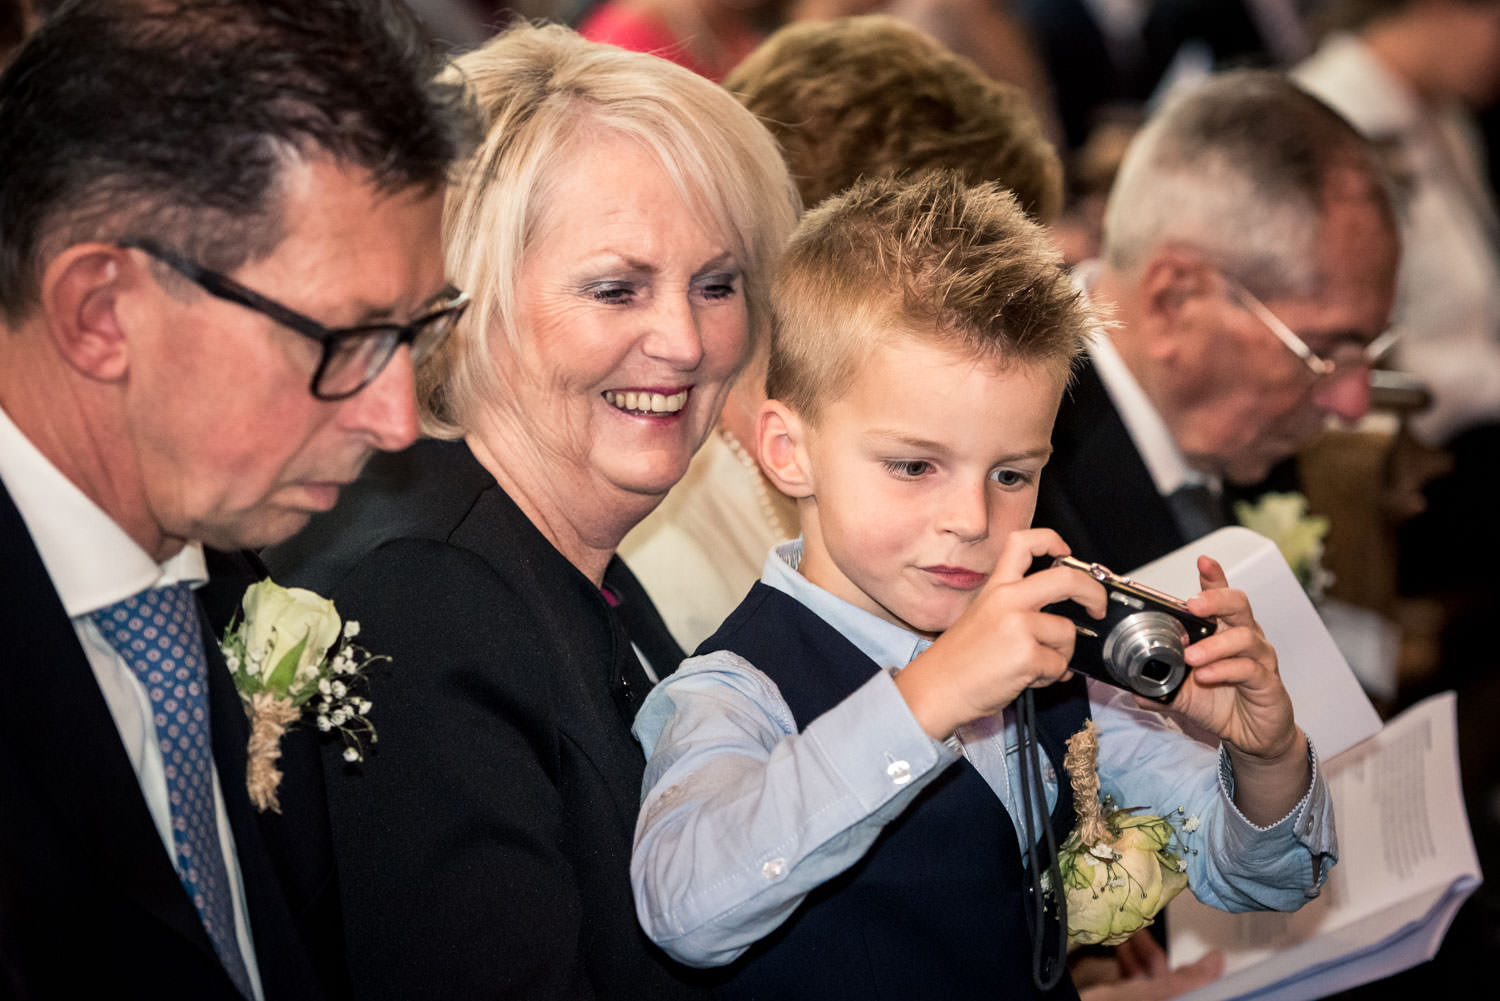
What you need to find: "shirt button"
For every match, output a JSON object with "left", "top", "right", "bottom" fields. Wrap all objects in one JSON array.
[
  {"left": 762, "top": 858, "right": 786, "bottom": 879},
  {"left": 886, "top": 759, "right": 912, "bottom": 785}
]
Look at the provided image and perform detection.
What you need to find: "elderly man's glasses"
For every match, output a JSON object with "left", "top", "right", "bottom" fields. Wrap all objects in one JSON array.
[
  {"left": 123, "top": 239, "right": 469, "bottom": 401},
  {"left": 1220, "top": 273, "right": 1398, "bottom": 381}
]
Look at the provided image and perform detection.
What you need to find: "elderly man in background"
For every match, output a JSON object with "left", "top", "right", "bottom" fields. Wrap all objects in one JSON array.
[
  {"left": 0, "top": 1, "right": 471, "bottom": 998},
  {"left": 1033, "top": 71, "right": 1398, "bottom": 580}
]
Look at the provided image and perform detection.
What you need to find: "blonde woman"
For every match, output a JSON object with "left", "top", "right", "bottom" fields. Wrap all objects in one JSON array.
[{"left": 269, "top": 23, "right": 798, "bottom": 1000}]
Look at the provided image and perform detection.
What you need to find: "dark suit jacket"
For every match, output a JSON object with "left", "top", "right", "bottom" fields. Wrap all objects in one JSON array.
[
  {"left": 265, "top": 438, "right": 711, "bottom": 1001},
  {"left": 1035, "top": 359, "right": 1296, "bottom": 575},
  {"left": 1034, "top": 360, "right": 1191, "bottom": 573},
  {"left": 0, "top": 478, "right": 335, "bottom": 999}
]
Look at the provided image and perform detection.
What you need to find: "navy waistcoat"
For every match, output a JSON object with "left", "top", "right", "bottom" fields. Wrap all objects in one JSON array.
[{"left": 698, "top": 583, "right": 1088, "bottom": 1001}]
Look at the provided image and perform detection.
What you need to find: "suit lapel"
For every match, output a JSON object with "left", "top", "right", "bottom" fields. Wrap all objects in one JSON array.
[
  {"left": 1051, "top": 363, "right": 1187, "bottom": 572},
  {"left": 2, "top": 479, "right": 322, "bottom": 996},
  {"left": 0, "top": 479, "right": 214, "bottom": 955},
  {"left": 605, "top": 555, "right": 686, "bottom": 690},
  {"left": 200, "top": 550, "right": 327, "bottom": 999}
]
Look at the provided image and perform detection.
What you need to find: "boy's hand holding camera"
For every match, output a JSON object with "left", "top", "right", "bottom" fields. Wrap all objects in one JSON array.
[
  {"left": 894, "top": 528, "right": 1107, "bottom": 741},
  {"left": 897, "top": 534, "right": 1310, "bottom": 827},
  {"left": 1173, "top": 555, "right": 1310, "bottom": 826}
]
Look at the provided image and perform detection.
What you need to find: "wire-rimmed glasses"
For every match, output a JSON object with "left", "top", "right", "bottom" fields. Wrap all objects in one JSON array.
[{"left": 1220, "top": 273, "right": 1398, "bottom": 381}]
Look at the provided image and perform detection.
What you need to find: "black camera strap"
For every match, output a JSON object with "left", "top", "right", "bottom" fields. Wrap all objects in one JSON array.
[{"left": 1016, "top": 688, "right": 1067, "bottom": 992}]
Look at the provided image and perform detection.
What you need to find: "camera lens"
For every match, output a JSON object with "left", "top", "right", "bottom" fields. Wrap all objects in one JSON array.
[
  {"left": 1101, "top": 611, "right": 1190, "bottom": 699},
  {"left": 1140, "top": 659, "right": 1175, "bottom": 687}
]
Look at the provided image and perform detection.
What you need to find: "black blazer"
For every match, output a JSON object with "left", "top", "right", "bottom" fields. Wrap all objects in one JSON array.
[
  {"left": 0, "top": 478, "right": 334, "bottom": 999},
  {"left": 1034, "top": 359, "right": 1295, "bottom": 575},
  {"left": 265, "top": 438, "right": 710, "bottom": 1001},
  {"left": 1034, "top": 359, "right": 1190, "bottom": 573}
]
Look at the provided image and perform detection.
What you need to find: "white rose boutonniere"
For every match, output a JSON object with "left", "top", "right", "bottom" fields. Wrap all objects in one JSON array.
[
  {"left": 1050, "top": 721, "right": 1195, "bottom": 946},
  {"left": 221, "top": 578, "right": 384, "bottom": 812},
  {"left": 1234, "top": 491, "right": 1333, "bottom": 601}
]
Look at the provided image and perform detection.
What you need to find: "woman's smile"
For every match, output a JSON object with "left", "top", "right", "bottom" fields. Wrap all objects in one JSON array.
[{"left": 601, "top": 387, "right": 691, "bottom": 416}]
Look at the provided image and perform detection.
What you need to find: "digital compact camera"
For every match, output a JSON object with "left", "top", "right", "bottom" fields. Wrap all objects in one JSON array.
[{"left": 1045, "top": 556, "right": 1216, "bottom": 702}]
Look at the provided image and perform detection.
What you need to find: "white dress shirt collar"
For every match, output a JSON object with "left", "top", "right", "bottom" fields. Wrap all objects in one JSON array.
[
  {"left": 0, "top": 403, "right": 206, "bottom": 615},
  {"left": 1073, "top": 259, "right": 1217, "bottom": 498},
  {"left": 1086, "top": 333, "right": 1211, "bottom": 497}
]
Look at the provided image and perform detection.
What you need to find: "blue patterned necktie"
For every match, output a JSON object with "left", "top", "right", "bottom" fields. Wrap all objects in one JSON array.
[{"left": 91, "top": 583, "right": 254, "bottom": 998}]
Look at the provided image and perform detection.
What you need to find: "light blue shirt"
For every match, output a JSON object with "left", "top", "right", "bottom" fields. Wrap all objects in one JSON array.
[{"left": 632, "top": 540, "right": 1336, "bottom": 968}]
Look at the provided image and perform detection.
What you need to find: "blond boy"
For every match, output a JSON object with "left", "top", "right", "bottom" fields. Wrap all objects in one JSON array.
[{"left": 630, "top": 173, "right": 1334, "bottom": 1000}]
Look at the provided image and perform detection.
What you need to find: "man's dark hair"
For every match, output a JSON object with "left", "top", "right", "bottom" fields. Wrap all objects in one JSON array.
[{"left": 0, "top": 0, "right": 474, "bottom": 320}]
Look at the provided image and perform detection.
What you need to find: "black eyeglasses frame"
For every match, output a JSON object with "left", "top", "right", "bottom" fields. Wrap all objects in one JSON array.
[{"left": 121, "top": 238, "right": 469, "bottom": 401}]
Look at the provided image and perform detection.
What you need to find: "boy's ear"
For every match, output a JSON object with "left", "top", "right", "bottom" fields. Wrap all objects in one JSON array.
[
  {"left": 39, "top": 243, "right": 136, "bottom": 382},
  {"left": 757, "top": 399, "right": 813, "bottom": 498}
]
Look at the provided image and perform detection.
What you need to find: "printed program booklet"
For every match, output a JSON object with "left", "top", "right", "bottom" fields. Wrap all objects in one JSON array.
[
  {"left": 1167, "top": 691, "right": 1481, "bottom": 1001},
  {"left": 1126, "top": 528, "right": 1481, "bottom": 999}
]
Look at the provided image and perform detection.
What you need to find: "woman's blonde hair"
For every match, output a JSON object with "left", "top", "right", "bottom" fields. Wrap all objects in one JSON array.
[{"left": 421, "top": 21, "right": 800, "bottom": 437}]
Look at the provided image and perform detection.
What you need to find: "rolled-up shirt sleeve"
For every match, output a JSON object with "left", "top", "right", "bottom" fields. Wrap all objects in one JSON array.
[
  {"left": 631, "top": 651, "right": 956, "bottom": 967},
  {"left": 1090, "top": 680, "right": 1337, "bottom": 912}
]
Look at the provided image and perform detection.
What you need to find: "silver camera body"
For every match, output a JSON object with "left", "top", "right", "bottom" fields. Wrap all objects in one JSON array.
[{"left": 1047, "top": 556, "right": 1216, "bottom": 702}]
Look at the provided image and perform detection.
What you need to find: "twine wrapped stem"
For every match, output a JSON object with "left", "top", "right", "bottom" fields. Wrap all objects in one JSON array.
[
  {"left": 244, "top": 692, "right": 302, "bottom": 813},
  {"left": 1064, "top": 719, "right": 1110, "bottom": 846}
]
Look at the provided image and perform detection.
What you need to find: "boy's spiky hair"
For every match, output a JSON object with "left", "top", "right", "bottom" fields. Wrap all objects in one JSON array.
[{"left": 767, "top": 171, "right": 1094, "bottom": 423}]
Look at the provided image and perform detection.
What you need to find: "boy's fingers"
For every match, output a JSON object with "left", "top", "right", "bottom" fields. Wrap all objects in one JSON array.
[
  {"left": 1115, "top": 928, "right": 1169, "bottom": 978},
  {"left": 993, "top": 528, "right": 1071, "bottom": 581},
  {"left": 1024, "top": 643, "right": 1076, "bottom": 689},
  {"left": 1008, "top": 565, "right": 1108, "bottom": 619},
  {"left": 1187, "top": 586, "right": 1255, "bottom": 627},
  {"left": 1196, "top": 554, "right": 1228, "bottom": 591},
  {"left": 1031, "top": 610, "right": 1080, "bottom": 660}
]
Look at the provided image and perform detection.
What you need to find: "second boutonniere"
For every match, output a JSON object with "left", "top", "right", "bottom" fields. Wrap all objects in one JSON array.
[
  {"left": 1233, "top": 491, "right": 1333, "bottom": 602},
  {"left": 220, "top": 578, "right": 384, "bottom": 812},
  {"left": 1051, "top": 720, "right": 1195, "bottom": 946}
]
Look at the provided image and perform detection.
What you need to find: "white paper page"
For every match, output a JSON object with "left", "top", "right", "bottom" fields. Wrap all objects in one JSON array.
[
  {"left": 1128, "top": 526, "right": 1381, "bottom": 759},
  {"left": 1167, "top": 692, "right": 1481, "bottom": 1001},
  {"left": 1243, "top": 882, "right": 1478, "bottom": 1001}
]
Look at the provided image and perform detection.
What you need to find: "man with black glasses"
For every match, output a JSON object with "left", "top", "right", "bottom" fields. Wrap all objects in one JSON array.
[
  {"left": 1034, "top": 71, "right": 1400, "bottom": 577},
  {"left": 0, "top": 2, "right": 472, "bottom": 998}
]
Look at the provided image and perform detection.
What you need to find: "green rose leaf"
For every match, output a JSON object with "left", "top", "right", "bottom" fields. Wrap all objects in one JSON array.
[{"left": 266, "top": 633, "right": 309, "bottom": 693}]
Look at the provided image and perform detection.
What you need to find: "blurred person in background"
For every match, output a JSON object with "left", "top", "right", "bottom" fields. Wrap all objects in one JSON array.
[
  {"left": 577, "top": 0, "right": 778, "bottom": 80},
  {"left": 1295, "top": 0, "right": 1500, "bottom": 643},
  {"left": 1033, "top": 72, "right": 1398, "bottom": 591}
]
